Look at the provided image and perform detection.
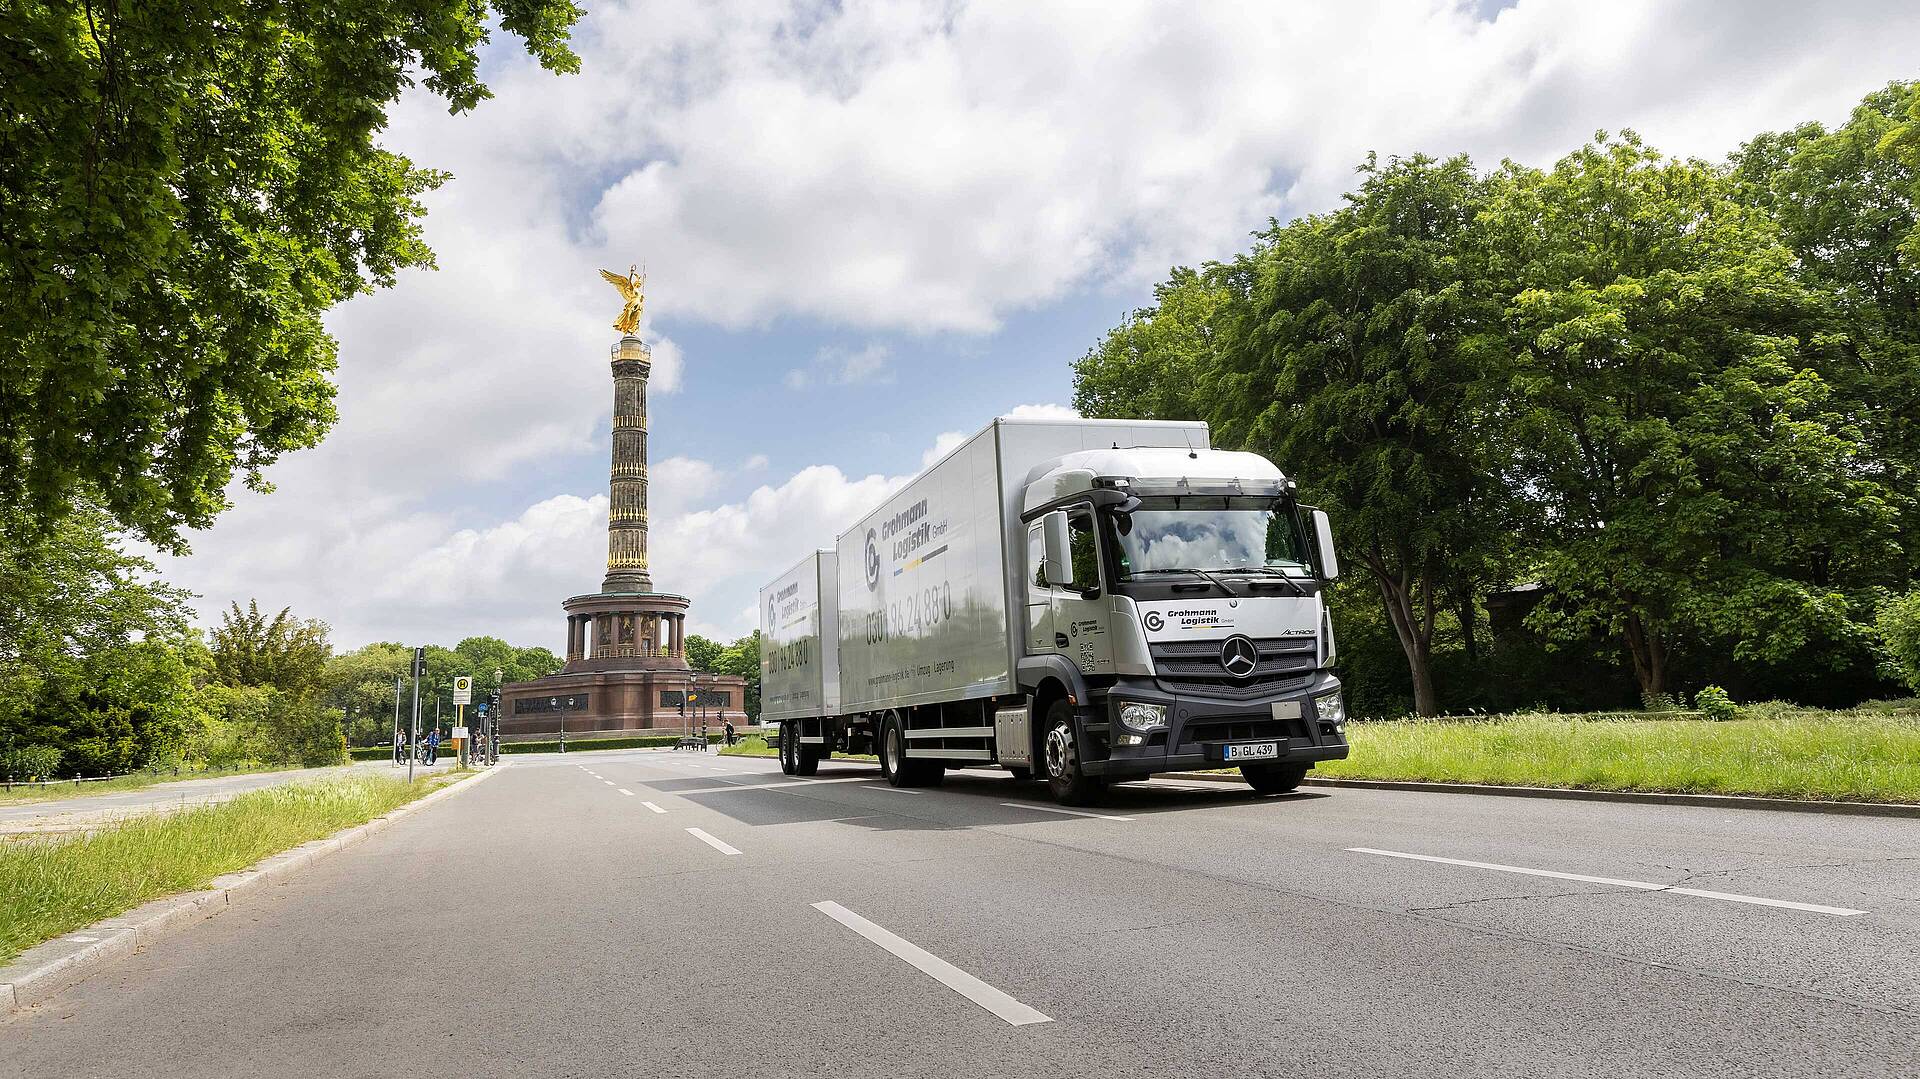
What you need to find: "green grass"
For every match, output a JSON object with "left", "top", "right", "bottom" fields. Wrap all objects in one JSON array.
[
  {"left": 1316, "top": 709, "right": 1920, "bottom": 802},
  {"left": 0, "top": 764, "right": 316, "bottom": 806},
  {"left": 0, "top": 772, "right": 456, "bottom": 963},
  {"left": 718, "top": 734, "right": 877, "bottom": 762}
]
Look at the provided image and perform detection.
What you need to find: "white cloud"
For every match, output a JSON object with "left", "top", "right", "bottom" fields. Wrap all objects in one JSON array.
[
  {"left": 150, "top": 0, "right": 1920, "bottom": 651},
  {"left": 920, "top": 431, "right": 969, "bottom": 469}
]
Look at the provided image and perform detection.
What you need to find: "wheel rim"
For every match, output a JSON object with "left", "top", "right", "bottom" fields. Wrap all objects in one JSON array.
[
  {"left": 1044, "top": 724, "right": 1072, "bottom": 779},
  {"left": 886, "top": 725, "right": 901, "bottom": 775}
]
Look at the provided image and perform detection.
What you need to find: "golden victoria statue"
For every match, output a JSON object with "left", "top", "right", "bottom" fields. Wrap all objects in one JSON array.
[{"left": 598, "top": 264, "right": 647, "bottom": 336}]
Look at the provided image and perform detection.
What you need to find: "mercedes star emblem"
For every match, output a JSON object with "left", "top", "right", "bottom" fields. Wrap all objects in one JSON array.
[{"left": 1220, "top": 635, "right": 1259, "bottom": 678}]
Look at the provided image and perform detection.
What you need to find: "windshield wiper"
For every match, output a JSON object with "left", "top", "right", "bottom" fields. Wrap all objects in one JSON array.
[
  {"left": 1122, "top": 567, "right": 1238, "bottom": 595},
  {"left": 1213, "top": 566, "right": 1309, "bottom": 596}
]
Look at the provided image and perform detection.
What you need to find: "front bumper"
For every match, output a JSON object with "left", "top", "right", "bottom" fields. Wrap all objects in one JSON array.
[{"left": 1081, "top": 674, "right": 1349, "bottom": 777}]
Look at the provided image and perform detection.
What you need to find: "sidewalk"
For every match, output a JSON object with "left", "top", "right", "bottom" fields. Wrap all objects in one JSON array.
[{"left": 0, "top": 760, "right": 457, "bottom": 837}]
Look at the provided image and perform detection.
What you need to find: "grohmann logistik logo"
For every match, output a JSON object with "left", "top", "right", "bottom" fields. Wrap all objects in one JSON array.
[{"left": 864, "top": 528, "right": 881, "bottom": 591}]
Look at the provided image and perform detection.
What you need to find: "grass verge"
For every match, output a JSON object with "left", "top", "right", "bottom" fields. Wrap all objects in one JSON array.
[
  {"left": 0, "top": 771, "right": 459, "bottom": 963},
  {"left": 717, "top": 734, "right": 878, "bottom": 762},
  {"left": 1313, "top": 711, "right": 1920, "bottom": 803}
]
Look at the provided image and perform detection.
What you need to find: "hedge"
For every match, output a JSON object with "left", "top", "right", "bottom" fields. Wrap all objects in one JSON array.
[{"left": 347, "top": 733, "right": 728, "bottom": 760}]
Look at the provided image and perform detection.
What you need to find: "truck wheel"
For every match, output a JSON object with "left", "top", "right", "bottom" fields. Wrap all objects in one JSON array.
[
  {"left": 1243, "top": 762, "right": 1310, "bottom": 794},
  {"left": 778, "top": 723, "right": 799, "bottom": 776},
  {"left": 1042, "top": 701, "right": 1106, "bottom": 806},
  {"left": 796, "top": 742, "right": 820, "bottom": 776},
  {"left": 881, "top": 715, "right": 941, "bottom": 786},
  {"left": 880, "top": 715, "right": 909, "bottom": 786}
]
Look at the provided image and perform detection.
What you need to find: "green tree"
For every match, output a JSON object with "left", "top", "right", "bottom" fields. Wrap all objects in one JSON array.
[
  {"left": 1484, "top": 134, "right": 1900, "bottom": 697},
  {"left": 1212, "top": 154, "right": 1510, "bottom": 715},
  {"left": 684, "top": 635, "right": 725, "bottom": 673},
  {"left": 209, "top": 601, "right": 331, "bottom": 696},
  {"left": 1072, "top": 267, "right": 1231, "bottom": 421},
  {"left": 0, "top": 1, "right": 584, "bottom": 549},
  {"left": 321, "top": 642, "right": 412, "bottom": 746},
  {"left": 715, "top": 631, "right": 762, "bottom": 720},
  {"left": 1732, "top": 82, "right": 1920, "bottom": 581},
  {"left": 0, "top": 503, "right": 202, "bottom": 774}
]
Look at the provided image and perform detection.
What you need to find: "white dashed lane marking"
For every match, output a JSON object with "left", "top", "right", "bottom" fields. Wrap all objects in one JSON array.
[
  {"left": 813, "top": 901, "right": 1051, "bottom": 1026},
  {"left": 1348, "top": 847, "right": 1867, "bottom": 917},
  {"left": 686, "top": 827, "right": 742, "bottom": 856}
]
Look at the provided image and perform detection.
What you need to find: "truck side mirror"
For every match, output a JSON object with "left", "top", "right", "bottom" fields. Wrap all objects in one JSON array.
[
  {"left": 1311, "top": 509, "right": 1339, "bottom": 581},
  {"left": 1042, "top": 510, "right": 1075, "bottom": 588}
]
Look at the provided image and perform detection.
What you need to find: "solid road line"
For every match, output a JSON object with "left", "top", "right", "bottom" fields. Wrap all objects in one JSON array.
[
  {"left": 1001, "top": 802, "right": 1134, "bottom": 822},
  {"left": 617, "top": 788, "right": 635, "bottom": 797},
  {"left": 812, "top": 901, "right": 1052, "bottom": 1027},
  {"left": 863, "top": 785, "right": 922, "bottom": 794},
  {"left": 641, "top": 801, "right": 666, "bottom": 814},
  {"left": 1347, "top": 847, "right": 1867, "bottom": 917},
  {"left": 686, "top": 827, "right": 742, "bottom": 856}
]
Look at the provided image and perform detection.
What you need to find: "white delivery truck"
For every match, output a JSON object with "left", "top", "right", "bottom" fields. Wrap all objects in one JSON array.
[{"left": 758, "top": 416, "right": 1348, "bottom": 805}]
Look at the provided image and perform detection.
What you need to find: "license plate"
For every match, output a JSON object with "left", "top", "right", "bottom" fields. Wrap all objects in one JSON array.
[{"left": 1224, "top": 742, "right": 1279, "bottom": 761}]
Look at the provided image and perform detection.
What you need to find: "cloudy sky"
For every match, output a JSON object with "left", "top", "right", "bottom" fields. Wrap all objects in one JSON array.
[{"left": 154, "top": 0, "right": 1920, "bottom": 652}]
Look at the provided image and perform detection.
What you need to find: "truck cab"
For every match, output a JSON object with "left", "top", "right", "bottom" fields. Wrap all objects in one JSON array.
[{"left": 1014, "top": 447, "right": 1349, "bottom": 802}]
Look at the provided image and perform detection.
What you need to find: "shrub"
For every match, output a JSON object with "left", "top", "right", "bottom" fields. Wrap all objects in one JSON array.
[
  {"left": 1877, "top": 590, "right": 1920, "bottom": 693},
  {"left": 1695, "top": 685, "right": 1739, "bottom": 722},
  {"left": 1, "top": 744, "right": 63, "bottom": 781}
]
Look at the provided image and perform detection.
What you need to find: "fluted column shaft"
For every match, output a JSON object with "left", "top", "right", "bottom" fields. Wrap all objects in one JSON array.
[{"left": 603, "top": 336, "right": 653, "bottom": 593}]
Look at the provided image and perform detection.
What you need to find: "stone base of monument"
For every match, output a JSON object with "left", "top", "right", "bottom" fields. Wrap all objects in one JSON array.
[
  {"left": 499, "top": 591, "right": 747, "bottom": 741},
  {"left": 497, "top": 296, "right": 748, "bottom": 742}
]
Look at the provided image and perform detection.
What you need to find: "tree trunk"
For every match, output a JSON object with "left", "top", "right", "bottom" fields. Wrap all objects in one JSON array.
[
  {"left": 1373, "top": 562, "right": 1440, "bottom": 717},
  {"left": 1455, "top": 593, "right": 1479, "bottom": 664},
  {"left": 1622, "top": 612, "right": 1668, "bottom": 701}
]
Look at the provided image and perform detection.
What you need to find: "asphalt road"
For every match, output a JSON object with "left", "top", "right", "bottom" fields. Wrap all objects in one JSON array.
[
  {"left": 0, "top": 761, "right": 448, "bottom": 835},
  {"left": 6, "top": 748, "right": 1916, "bottom": 1077}
]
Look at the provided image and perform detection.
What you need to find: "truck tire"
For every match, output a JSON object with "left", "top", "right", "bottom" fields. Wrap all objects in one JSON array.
[
  {"left": 880, "top": 714, "right": 941, "bottom": 787},
  {"left": 781, "top": 722, "right": 820, "bottom": 776},
  {"left": 778, "top": 722, "right": 799, "bottom": 776},
  {"left": 1242, "top": 762, "right": 1309, "bottom": 794},
  {"left": 1042, "top": 700, "right": 1106, "bottom": 806}
]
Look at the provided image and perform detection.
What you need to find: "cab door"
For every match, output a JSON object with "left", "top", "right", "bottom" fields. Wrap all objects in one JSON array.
[
  {"left": 1025, "top": 521, "right": 1053, "bottom": 655},
  {"left": 1048, "top": 505, "right": 1114, "bottom": 676}
]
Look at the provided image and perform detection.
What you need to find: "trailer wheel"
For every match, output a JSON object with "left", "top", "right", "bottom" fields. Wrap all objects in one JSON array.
[
  {"left": 1242, "top": 762, "right": 1309, "bottom": 794},
  {"left": 778, "top": 722, "right": 799, "bottom": 776},
  {"left": 1042, "top": 701, "right": 1106, "bottom": 806},
  {"left": 781, "top": 722, "right": 820, "bottom": 776}
]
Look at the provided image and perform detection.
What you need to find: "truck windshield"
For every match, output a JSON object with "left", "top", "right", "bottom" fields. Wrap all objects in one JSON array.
[{"left": 1108, "top": 495, "right": 1314, "bottom": 580}]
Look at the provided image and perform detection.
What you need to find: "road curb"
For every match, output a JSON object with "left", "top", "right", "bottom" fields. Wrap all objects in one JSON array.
[
  {"left": 1167, "top": 770, "right": 1920, "bottom": 818},
  {"left": 1, "top": 764, "right": 506, "bottom": 1014}
]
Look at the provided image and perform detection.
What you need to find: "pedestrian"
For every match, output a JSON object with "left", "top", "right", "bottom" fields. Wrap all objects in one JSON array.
[
  {"left": 724, "top": 720, "right": 736, "bottom": 746},
  {"left": 426, "top": 727, "right": 441, "bottom": 766}
]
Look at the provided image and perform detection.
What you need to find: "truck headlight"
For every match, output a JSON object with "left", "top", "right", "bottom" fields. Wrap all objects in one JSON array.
[
  {"left": 1116, "top": 701, "right": 1168, "bottom": 733},
  {"left": 1313, "top": 690, "right": 1346, "bottom": 732}
]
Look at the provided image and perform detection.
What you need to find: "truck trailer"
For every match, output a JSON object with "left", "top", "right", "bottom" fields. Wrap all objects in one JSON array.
[{"left": 758, "top": 416, "right": 1348, "bottom": 805}]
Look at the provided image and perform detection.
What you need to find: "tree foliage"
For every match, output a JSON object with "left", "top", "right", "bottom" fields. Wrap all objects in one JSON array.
[
  {"left": 1213, "top": 153, "right": 1508, "bottom": 714},
  {"left": 1488, "top": 133, "right": 1898, "bottom": 697},
  {"left": 0, "top": 0, "right": 584, "bottom": 549},
  {"left": 1071, "top": 84, "right": 1920, "bottom": 712}
]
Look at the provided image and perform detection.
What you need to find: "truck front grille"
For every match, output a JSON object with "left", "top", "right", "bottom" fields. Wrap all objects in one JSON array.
[
  {"left": 1179, "top": 716, "right": 1309, "bottom": 748},
  {"left": 1149, "top": 636, "right": 1318, "bottom": 700}
]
